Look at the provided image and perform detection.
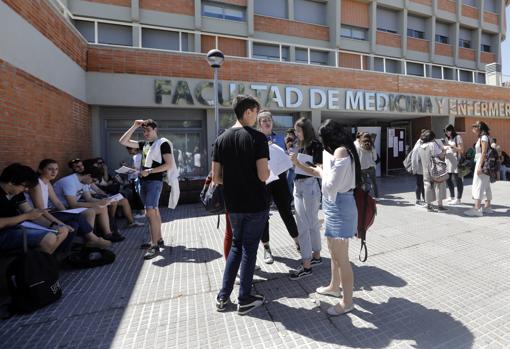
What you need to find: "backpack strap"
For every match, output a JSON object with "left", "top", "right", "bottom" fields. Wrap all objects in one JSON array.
[
  {"left": 216, "top": 214, "right": 220, "bottom": 229},
  {"left": 358, "top": 188, "right": 368, "bottom": 262}
]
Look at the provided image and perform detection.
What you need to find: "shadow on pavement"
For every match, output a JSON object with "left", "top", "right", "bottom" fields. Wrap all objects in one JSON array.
[{"left": 152, "top": 245, "right": 222, "bottom": 267}]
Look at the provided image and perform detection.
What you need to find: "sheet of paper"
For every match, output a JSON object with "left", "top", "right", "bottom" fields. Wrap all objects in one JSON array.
[
  {"left": 21, "top": 221, "right": 58, "bottom": 233},
  {"left": 294, "top": 153, "right": 320, "bottom": 177},
  {"left": 268, "top": 144, "right": 293, "bottom": 176},
  {"left": 393, "top": 137, "right": 399, "bottom": 157},
  {"left": 108, "top": 193, "right": 124, "bottom": 202},
  {"left": 58, "top": 208, "right": 88, "bottom": 214},
  {"left": 266, "top": 171, "right": 279, "bottom": 184},
  {"left": 398, "top": 141, "right": 404, "bottom": 152},
  {"left": 388, "top": 128, "right": 395, "bottom": 139},
  {"left": 115, "top": 166, "right": 137, "bottom": 174},
  {"left": 399, "top": 132, "right": 404, "bottom": 140}
]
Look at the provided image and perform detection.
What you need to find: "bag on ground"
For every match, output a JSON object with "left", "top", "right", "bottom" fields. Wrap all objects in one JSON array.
[
  {"left": 354, "top": 186, "right": 377, "bottom": 262},
  {"left": 65, "top": 247, "right": 116, "bottom": 269}
]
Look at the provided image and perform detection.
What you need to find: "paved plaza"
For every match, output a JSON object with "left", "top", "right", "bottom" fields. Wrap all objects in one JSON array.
[{"left": 1, "top": 176, "right": 509, "bottom": 348}]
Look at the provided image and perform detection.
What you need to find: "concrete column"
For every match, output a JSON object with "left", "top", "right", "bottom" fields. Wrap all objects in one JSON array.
[
  {"left": 369, "top": 1, "right": 377, "bottom": 53},
  {"left": 247, "top": 0, "right": 254, "bottom": 35},
  {"left": 195, "top": 0, "right": 202, "bottom": 29},
  {"left": 453, "top": 22, "right": 460, "bottom": 66},
  {"left": 131, "top": 0, "right": 139, "bottom": 22},
  {"left": 329, "top": 0, "right": 341, "bottom": 48},
  {"left": 311, "top": 109, "right": 322, "bottom": 130},
  {"left": 289, "top": 46, "right": 296, "bottom": 62},
  {"left": 132, "top": 25, "right": 141, "bottom": 48},
  {"left": 401, "top": 6, "right": 408, "bottom": 58},
  {"left": 91, "top": 106, "right": 102, "bottom": 157},
  {"left": 429, "top": 17, "right": 436, "bottom": 61},
  {"left": 288, "top": 0, "right": 295, "bottom": 21},
  {"left": 195, "top": 33, "right": 202, "bottom": 54},
  {"left": 475, "top": 28, "right": 482, "bottom": 67}
]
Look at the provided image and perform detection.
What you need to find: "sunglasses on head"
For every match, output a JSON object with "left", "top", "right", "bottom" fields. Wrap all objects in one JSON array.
[{"left": 70, "top": 158, "right": 81, "bottom": 164}]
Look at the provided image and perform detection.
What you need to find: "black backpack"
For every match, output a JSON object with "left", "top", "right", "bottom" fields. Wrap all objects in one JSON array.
[
  {"left": 6, "top": 232, "right": 62, "bottom": 314},
  {"left": 65, "top": 247, "right": 116, "bottom": 269}
]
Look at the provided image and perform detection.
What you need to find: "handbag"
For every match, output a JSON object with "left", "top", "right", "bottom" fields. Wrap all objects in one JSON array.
[
  {"left": 429, "top": 156, "right": 449, "bottom": 182},
  {"left": 200, "top": 175, "right": 226, "bottom": 215}
]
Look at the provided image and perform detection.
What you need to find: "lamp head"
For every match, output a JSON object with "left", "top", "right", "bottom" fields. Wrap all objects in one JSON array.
[{"left": 206, "top": 49, "right": 225, "bottom": 68}]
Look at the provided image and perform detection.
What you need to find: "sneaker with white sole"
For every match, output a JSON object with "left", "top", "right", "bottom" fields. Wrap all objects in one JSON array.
[
  {"left": 448, "top": 198, "right": 461, "bottom": 205},
  {"left": 464, "top": 208, "right": 483, "bottom": 217},
  {"left": 237, "top": 294, "right": 265, "bottom": 315},
  {"left": 310, "top": 257, "right": 323, "bottom": 266},
  {"left": 127, "top": 221, "right": 144, "bottom": 228},
  {"left": 216, "top": 296, "right": 232, "bottom": 312},
  {"left": 263, "top": 247, "right": 274, "bottom": 264},
  {"left": 482, "top": 207, "right": 495, "bottom": 214},
  {"left": 289, "top": 265, "right": 312, "bottom": 280}
]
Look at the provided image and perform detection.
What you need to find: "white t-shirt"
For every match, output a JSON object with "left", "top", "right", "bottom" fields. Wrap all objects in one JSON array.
[
  {"left": 475, "top": 135, "right": 489, "bottom": 162},
  {"left": 445, "top": 135, "right": 463, "bottom": 173},
  {"left": 53, "top": 174, "right": 90, "bottom": 208},
  {"left": 25, "top": 178, "right": 49, "bottom": 209},
  {"left": 322, "top": 150, "right": 356, "bottom": 201}
]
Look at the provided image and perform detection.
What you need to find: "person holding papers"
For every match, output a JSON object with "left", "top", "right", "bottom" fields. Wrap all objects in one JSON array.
[
  {"left": 0, "top": 163, "right": 70, "bottom": 254},
  {"left": 27, "top": 159, "right": 111, "bottom": 249},
  {"left": 53, "top": 164, "right": 125, "bottom": 243},
  {"left": 288, "top": 117, "right": 323, "bottom": 280},
  {"left": 257, "top": 111, "right": 299, "bottom": 264}
]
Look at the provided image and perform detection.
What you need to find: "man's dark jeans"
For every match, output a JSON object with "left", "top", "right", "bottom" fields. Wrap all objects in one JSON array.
[{"left": 218, "top": 210, "right": 269, "bottom": 302}]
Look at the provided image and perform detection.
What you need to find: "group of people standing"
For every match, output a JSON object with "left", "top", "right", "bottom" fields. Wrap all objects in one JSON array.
[
  {"left": 212, "top": 95, "right": 361, "bottom": 316},
  {"left": 410, "top": 121, "right": 494, "bottom": 216}
]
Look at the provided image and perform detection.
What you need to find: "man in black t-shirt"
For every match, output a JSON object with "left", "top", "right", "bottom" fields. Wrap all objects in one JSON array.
[
  {"left": 213, "top": 95, "right": 270, "bottom": 315},
  {"left": 119, "top": 119, "right": 173, "bottom": 260},
  {"left": 0, "top": 163, "right": 70, "bottom": 253}
]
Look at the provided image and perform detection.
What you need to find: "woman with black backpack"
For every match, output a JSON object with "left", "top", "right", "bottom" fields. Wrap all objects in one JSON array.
[{"left": 465, "top": 121, "right": 493, "bottom": 217}]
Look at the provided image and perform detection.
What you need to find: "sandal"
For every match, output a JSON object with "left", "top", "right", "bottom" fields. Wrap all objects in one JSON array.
[
  {"left": 316, "top": 286, "right": 341, "bottom": 298},
  {"left": 327, "top": 303, "right": 354, "bottom": 316}
]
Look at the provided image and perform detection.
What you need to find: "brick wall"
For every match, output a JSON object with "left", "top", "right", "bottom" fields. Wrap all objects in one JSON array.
[
  {"left": 377, "top": 31, "right": 402, "bottom": 48},
  {"left": 0, "top": 59, "right": 91, "bottom": 171},
  {"left": 407, "top": 38, "right": 429, "bottom": 53},
  {"left": 460, "top": 118, "right": 510, "bottom": 154},
  {"left": 84, "top": 0, "right": 130, "bottom": 6},
  {"left": 438, "top": 0, "right": 456, "bottom": 13},
  {"left": 218, "top": 37, "right": 247, "bottom": 57},
  {"left": 341, "top": 0, "right": 369, "bottom": 28},
  {"left": 435, "top": 43, "right": 453, "bottom": 57},
  {"left": 86, "top": 47, "right": 510, "bottom": 102},
  {"left": 201, "top": 35, "right": 216, "bottom": 53},
  {"left": 481, "top": 52, "right": 497, "bottom": 64},
  {"left": 254, "top": 15, "right": 329, "bottom": 41},
  {"left": 484, "top": 12, "right": 499, "bottom": 25},
  {"left": 459, "top": 47, "right": 476, "bottom": 61},
  {"left": 3, "top": 0, "right": 88, "bottom": 69},
  {"left": 339, "top": 52, "right": 363, "bottom": 69},
  {"left": 462, "top": 5, "right": 479, "bottom": 19},
  {"left": 140, "top": 0, "right": 194, "bottom": 16}
]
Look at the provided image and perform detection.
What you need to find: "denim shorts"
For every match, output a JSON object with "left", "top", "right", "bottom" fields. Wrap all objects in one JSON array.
[
  {"left": 323, "top": 192, "right": 357, "bottom": 239},
  {"left": 0, "top": 226, "right": 49, "bottom": 251},
  {"left": 140, "top": 180, "right": 163, "bottom": 209}
]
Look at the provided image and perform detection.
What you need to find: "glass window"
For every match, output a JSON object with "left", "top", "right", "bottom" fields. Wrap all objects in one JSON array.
[
  {"left": 98, "top": 23, "right": 132, "bottom": 46},
  {"left": 407, "top": 29, "right": 425, "bottom": 39},
  {"left": 459, "top": 39, "right": 471, "bottom": 48},
  {"left": 74, "top": 20, "right": 94, "bottom": 42},
  {"left": 252, "top": 43, "right": 289, "bottom": 61},
  {"left": 203, "top": 2, "right": 245, "bottom": 21},
  {"left": 295, "top": 48, "right": 308, "bottom": 63},
  {"left": 310, "top": 50, "right": 329, "bottom": 65},
  {"left": 254, "top": 0, "right": 287, "bottom": 18},
  {"left": 443, "top": 67, "right": 455, "bottom": 80},
  {"left": 481, "top": 44, "right": 491, "bottom": 52},
  {"left": 435, "top": 34, "right": 449, "bottom": 44},
  {"left": 406, "top": 62, "right": 424, "bottom": 76},
  {"left": 142, "top": 28, "right": 180, "bottom": 51},
  {"left": 374, "top": 57, "right": 384, "bottom": 72},
  {"left": 295, "top": 0, "right": 327, "bottom": 25},
  {"left": 476, "top": 72, "right": 486, "bottom": 84},
  {"left": 341, "top": 25, "right": 368, "bottom": 40},
  {"left": 459, "top": 70, "right": 473, "bottom": 82},
  {"left": 430, "top": 66, "right": 442, "bottom": 79},
  {"left": 377, "top": 7, "right": 400, "bottom": 33},
  {"left": 484, "top": 0, "right": 497, "bottom": 12},
  {"left": 385, "top": 59, "right": 400, "bottom": 74}
]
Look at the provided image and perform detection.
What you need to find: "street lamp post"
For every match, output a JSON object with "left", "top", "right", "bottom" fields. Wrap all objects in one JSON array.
[{"left": 206, "top": 49, "right": 225, "bottom": 137}]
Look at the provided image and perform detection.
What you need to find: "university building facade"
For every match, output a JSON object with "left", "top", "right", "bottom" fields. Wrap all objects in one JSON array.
[{"left": 1, "top": 0, "right": 509, "bottom": 177}]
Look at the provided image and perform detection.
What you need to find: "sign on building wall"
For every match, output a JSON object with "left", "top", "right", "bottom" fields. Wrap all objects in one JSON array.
[{"left": 154, "top": 78, "right": 510, "bottom": 118}]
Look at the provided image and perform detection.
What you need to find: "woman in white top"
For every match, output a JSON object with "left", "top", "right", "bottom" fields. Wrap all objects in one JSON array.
[
  {"left": 314, "top": 119, "right": 362, "bottom": 316},
  {"left": 28, "top": 159, "right": 111, "bottom": 249},
  {"left": 443, "top": 124, "right": 464, "bottom": 205},
  {"left": 418, "top": 130, "right": 447, "bottom": 212},
  {"left": 355, "top": 133, "right": 379, "bottom": 199},
  {"left": 465, "top": 121, "right": 493, "bottom": 216}
]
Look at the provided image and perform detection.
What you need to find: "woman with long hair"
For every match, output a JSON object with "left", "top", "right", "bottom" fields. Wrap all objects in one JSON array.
[
  {"left": 315, "top": 119, "right": 362, "bottom": 316},
  {"left": 289, "top": 117, "right": 323, "bottom": 280},
  {"left": 355, "top": 132, "right": 379, "bottom": 199},
  {"left": 465, "top": 121, "right": 493, "bottom": 216},
  {"left": 444, "top": 124, "right": 464, "bottom": 205}
]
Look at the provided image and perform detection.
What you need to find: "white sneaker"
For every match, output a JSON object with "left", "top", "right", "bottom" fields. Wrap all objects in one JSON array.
[
  {"left": 133, "top": 213, "right": 145, "bottom": 219},
  {"left": 464, "top": 208, "right": 483, "bottom": 217},
  {"left": 482, "top": 207, "right": 495, "bottom": 214},
  {"left": 448, "top": 198, "right": 461, "bottom": 205}
]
